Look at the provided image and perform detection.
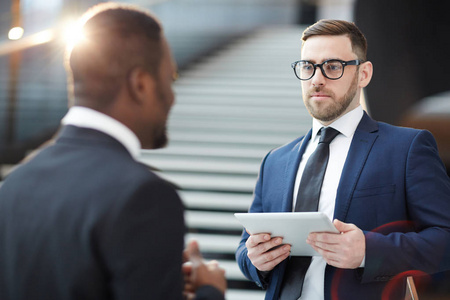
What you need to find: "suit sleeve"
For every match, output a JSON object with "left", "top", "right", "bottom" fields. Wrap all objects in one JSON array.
[
  {"left": 235, "top": 152, "right": 271, "bottom": 289},
  {"left": 362, "top": 130, "right": 450, "bottom": 283},
  {"left": 99, "top": 177, "right": 186, "bottom": 300},
  {"left": 194, "top": 285, "right": 225, "bottom": 300}
]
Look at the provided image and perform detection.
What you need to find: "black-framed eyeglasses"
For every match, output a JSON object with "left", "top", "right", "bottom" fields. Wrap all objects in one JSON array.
[{"left": 291, "top": 59, "right": 362, "bottom": 80}]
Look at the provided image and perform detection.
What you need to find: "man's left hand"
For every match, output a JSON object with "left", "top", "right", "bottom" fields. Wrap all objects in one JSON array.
[
  {"left": 182, "top": 240, "right": 227, "bottom": 300},
  {"left": 306, "top": 219, "right": 365, "bottom": 269}
]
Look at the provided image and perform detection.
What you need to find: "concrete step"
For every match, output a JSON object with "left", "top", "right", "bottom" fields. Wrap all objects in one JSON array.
[
  {"left": 179, "top": 190, "right": 252, "bottom": 211},
  {"left": 185, "top": 210, "right": 243, "bottom": 231},
  {"left": 139, "top": 155, "right": 261, "bottom": 175},
  {"left": 157, "top": 172, "right": 256, "bottom": 193}
]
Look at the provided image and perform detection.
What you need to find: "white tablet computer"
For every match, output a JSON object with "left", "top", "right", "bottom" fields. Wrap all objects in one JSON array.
[{"left": 234, "top": 212, "right": 339, "bottom": 256}]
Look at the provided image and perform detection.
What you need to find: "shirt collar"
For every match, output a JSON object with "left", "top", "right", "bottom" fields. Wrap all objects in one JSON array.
[
  {"left": 311, "top": 105, "right": 364, "bottom": 141},
  {"left": 61, "top": 106, "right": 141, "bottom": 160}
]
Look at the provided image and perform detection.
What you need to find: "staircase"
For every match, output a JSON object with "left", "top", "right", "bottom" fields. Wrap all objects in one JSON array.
[{"left": 138, "top": 25, "right": 311, "bottom": 299}]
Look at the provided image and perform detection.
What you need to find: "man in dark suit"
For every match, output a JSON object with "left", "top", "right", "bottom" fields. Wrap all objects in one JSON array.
[
  {"left": 0, "top": 3, "right": 225, "bottom": 300},
  {"left": 236, "top": 19, "right": 450, "bottom": 299}
]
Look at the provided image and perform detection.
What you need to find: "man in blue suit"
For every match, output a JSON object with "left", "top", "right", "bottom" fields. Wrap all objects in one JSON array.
[{"left": 236, "top": 19, "right": 450, "bottom": 299}]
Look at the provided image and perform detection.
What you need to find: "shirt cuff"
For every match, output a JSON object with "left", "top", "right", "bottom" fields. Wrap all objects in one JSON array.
[{"left": 359, "top": 255, "right": 366, "bottom": 268}]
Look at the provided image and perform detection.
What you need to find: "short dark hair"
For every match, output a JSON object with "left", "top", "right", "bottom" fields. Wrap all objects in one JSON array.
[
  {"left": 302, "top": 19, "right": 368, "bottom": 61},
  {"left": 65, "top": 3, "right": 163, "bottom": 109}
]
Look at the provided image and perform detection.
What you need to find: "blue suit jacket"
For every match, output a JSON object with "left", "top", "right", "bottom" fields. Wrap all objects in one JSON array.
[{"left": 236, "top": 113, "right": 450, "bottom": 299}]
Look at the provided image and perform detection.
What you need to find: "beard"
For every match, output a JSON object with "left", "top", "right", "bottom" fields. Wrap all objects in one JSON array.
[
  {"left": 303, "top": 72, "right": 359, "bottom": 122},
  {"left": 152, "top": 125, "right": 168, "bottom": 149},
  {"left": 149, "top": 77, "right": 172, "bottom": 150}
]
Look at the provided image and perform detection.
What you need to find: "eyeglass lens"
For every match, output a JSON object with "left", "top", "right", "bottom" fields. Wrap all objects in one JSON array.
[{"left": 296, "top": 60, "right": 344, "bottom": 80}]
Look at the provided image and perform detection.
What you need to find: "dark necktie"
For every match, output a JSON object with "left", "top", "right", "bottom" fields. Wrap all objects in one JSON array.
[{"left": 279, "top": 127, "right": 340, "bottom": 300}]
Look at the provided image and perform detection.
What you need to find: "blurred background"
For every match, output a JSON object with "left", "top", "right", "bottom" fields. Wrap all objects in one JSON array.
[{"left": 0, "top": 0, "right": 449, "bottom": 299}]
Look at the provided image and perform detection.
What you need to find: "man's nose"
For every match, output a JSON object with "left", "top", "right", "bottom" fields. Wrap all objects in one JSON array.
[{"left": 311, "top": 66, "right": 326, "bottom": 86}]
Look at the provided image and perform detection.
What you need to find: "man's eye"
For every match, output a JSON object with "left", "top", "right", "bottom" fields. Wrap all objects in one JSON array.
[{"left": 325, "top": 63, "right": 342, "bottom": 71}]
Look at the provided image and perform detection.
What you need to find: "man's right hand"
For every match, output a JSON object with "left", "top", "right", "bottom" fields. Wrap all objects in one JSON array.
[{"left": 245, "top": 232, "right": 291, "bottom": 271}]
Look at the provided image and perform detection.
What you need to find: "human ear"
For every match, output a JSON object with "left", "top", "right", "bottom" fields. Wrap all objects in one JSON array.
[
  {"left": 127, "top": 67, "right": 156, "bottom": 104},
  {"left": 358, "top": 61, "right": 373, "bottom": 88}
]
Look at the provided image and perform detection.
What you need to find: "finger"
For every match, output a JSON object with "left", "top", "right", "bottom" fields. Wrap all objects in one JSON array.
[
  {"left": 246, "top": 233, "right": 271, "bottom": 248},
  {"left": 309, "top": 240, "right": 339, "bottom": 253},
  {"left": 308, "top": 243, "right": 339, "bottom": 263},
  {"left": 308, "top": 232, "right": 341, "bottom": 244},
  {"left": 182, "top": 262, "right": 193, "bottom": 275},
  {"left": 333, "top": 219, "right": 356, "bottom": 233},
  {"left": 212, "top": 266, "right": 226, "bottom": 277},
  {"left": 308, "top": 241, "right": 328, "bottom": 255},
  {"left": 323, "top": 249, "right": 349, "bottom": 268},
  {"left": 247, "top": 237, "right": 284, "bottom": 263},
  {"left": 323, "top": 256, "right": 342, "bottom": 268},
  {"left": 207, "top": 260, "right": 219, "bottom": 270},
  {"left": 183, "top": 291, "right": 195, "bottom": 300},
  {"left": 184, "top": 283, "right": 195, "bottom": 293},
  {"left": 258, "top": 237, "right": 285, "bottom": 253},
  {"left": 182, "top": 247, "right": 189, "bottom": 263},
  {"left": 252, "top": 244, "right": 291, "bottom": 269},
  {"left": 187, "top": 294, "right": 195, "bottom": 300},
  {"left": 310, "top": 237, "right": 364, "bottom": 269},
  {"left": 310, "top": 240, "right": 347, "bottom": 264},
  {"left": 186, "top": 240, "right": 203, "bottom": 267},
  {"left": 258, "top": 247, "right": 291, "bottom": 271}
]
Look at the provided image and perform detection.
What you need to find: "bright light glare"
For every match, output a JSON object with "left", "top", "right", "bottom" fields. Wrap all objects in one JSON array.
[
  {"left": 31, "top": 30, "right": 55, "bottom": 45},
  {"left": 8, "top": 27, "right": 24, "bottom": 40},
  {"left": 63, "top": 20, "right": 85, "bottom": 50}
]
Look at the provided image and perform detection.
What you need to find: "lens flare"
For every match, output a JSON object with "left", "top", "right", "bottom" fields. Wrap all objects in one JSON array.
[
  {"left": 63, "top": 20, "right": 85, "bottom": 51},
  {"left": 8, "top": 27, "right": 24, "bottom": 40}
]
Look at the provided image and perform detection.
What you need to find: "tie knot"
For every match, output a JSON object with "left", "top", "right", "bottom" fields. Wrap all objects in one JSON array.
[{"left": 319, "top": 127, "right": 340, "bottom": 144}]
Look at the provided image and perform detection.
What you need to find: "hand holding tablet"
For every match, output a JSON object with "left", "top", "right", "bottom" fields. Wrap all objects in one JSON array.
[{"left": 235, "top": 212, "right": 339, "bottom": 256}]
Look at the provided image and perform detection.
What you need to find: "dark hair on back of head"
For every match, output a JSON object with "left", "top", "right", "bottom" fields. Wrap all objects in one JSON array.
[
  {"left": 66, "top": 3, "right": 163, "bottom": 109},
  {"left": 302, "top": 19, "right": 367, "bottom": 61}
]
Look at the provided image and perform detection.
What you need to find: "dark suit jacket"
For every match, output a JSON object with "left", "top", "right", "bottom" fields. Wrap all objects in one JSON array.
[
  {"left": 0, "top": 125, "right": 223, "bottom": 300},
  {"left": 236, "top": 113, "right": 450, "bottom": 299}
]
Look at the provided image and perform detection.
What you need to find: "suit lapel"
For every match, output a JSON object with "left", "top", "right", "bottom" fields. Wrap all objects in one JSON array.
[
  {"left": 281, "top": 129, "right": 312, "bottom": 212},
  {"left": 334, "top": 113, "right": 379, "bottom": 221}
]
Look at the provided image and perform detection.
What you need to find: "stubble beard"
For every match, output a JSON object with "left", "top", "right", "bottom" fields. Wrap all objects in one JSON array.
[
  {"left": 304, "top": 72, "right": 359, "bottom": 123},
  {"left": 151, "top": 81, "right": 171, "bottom": 150},
  {"left": 152, "top": 126, "right": 168, "bottom": 149}
]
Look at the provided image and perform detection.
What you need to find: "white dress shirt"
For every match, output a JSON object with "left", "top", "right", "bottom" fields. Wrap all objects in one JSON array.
[
  {"left": 293, "top": 105, "right": 364, "bottom": 300},
  {"left": 61, "top": 106, "right": 141, "bottom": 161}
]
